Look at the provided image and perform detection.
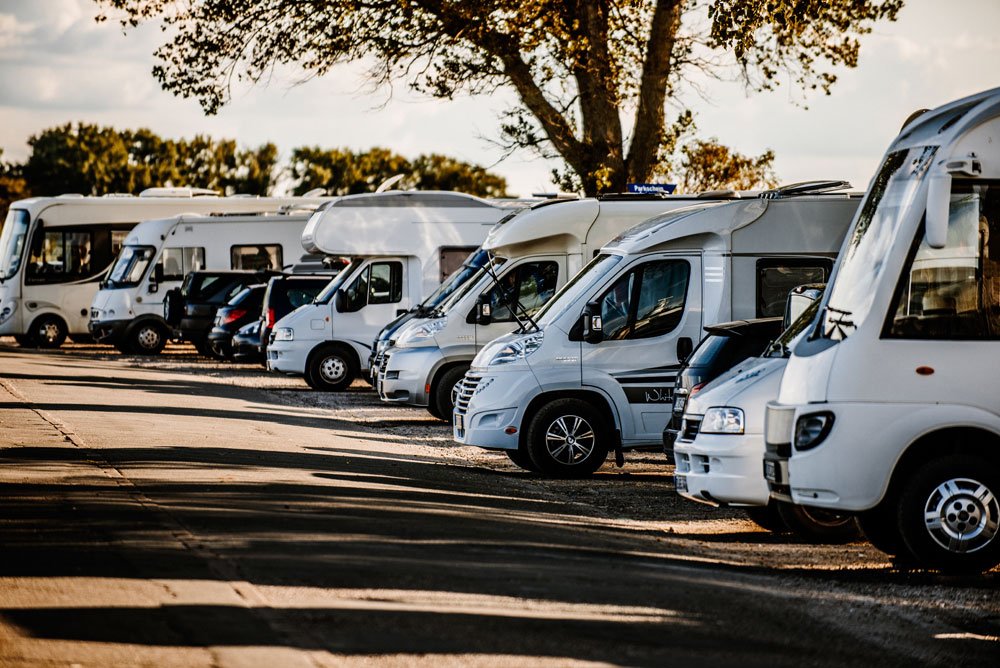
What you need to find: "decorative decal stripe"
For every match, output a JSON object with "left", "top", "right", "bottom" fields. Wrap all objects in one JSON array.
[{"left": 615, "top": 375, "right": 677, "bottom": 384}]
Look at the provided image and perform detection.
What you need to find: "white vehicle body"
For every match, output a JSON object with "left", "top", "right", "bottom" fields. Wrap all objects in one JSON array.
[
  {"left": 0, "top": 190, "right": 324, "bottom": 346},
  {"left": 454, "top": 188, "right": 860, "bottom": 475},
  {"left": 377, "top": 196, "right": 728, "bottom": 416},
  {"left": 88, "top": 209, "right": 321, "bottom": 351},
  {"left": 266, "top": 191, "right": 520, "bottom": 389},
  {"left": 763, "top": 88, "right": 1000, "bottom": 570}
]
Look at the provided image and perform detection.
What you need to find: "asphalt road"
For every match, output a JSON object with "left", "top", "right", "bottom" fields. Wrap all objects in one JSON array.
[{"left": 0, "top": 343, "right": 997, "bottom": 667}]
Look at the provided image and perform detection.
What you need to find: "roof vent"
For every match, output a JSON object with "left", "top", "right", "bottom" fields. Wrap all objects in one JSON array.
[
  {"left": 758, "top": 180, "right": 851, "bottom": 199},
  {"left": 139, "top": 187, "right": 219, "bottom": 198},
  {"left": 697, "top": 189, "right": 739, "bottom": 199}
]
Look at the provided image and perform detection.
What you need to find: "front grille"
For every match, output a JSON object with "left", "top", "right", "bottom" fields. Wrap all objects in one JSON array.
[
  {"left": 679, "top": 417, "right": 702, "bottom": 442},
  {"left": 453, "top": 373, "right": 482, "bottom": 415},
  {"left": 378, "top": 353, "right": 390, "bottom": 375}
]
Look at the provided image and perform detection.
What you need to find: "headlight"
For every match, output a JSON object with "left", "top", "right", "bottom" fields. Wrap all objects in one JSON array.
[
  {"left": 273, "top": 327, "right": 294, "bottom": 341},
  {"left": 376, "top": 339, "right": 389, "bottom": 353},
  {"left": 700, "top": 407, "right": 745, "bottom": 434},
  {"left": 488, "top": 332, "right": 544, "bottom": 366},
  {"left": 794, "top": 412, "right": 834, "bottom": 451},
  {"left": 0, "top": 300, "right": 16, "bottom": 324},
  {"left": 395, "top": 317, "right": 446, "bottom": 348}
]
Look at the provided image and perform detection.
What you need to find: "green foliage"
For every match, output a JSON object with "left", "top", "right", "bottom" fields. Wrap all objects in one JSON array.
[
  {"left": 0, "top": 150, "right": 31, "bottom": 222},
  {"left": 95, "top": 0, "right": 902, "bottom": 194}
]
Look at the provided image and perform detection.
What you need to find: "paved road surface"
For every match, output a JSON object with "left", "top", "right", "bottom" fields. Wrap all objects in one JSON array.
[{"left": 1, "top": 345, "right": 997, "bottom": 666}]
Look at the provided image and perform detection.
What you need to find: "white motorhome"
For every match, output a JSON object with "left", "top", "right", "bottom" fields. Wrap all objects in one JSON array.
[
  {"left": 764, "top": 88, "right": 1000, "bottom": 573},
  {"left": 454, "top": 184, "right": 860, "bottom": 476},
  {"left": 266, "top": 191, "right": 522, "bottom": 390},
  {"left": 89, "top": 208, "right": 325, "bottom": 354},
  {"left": 0, "top": 190, "right": 325, "bottom": 348},
  {"left": 377, "top": 195, "right": 734, "bottom": 419}
]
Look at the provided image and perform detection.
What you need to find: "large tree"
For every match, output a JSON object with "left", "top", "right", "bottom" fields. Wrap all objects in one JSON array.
[{"left": 97, "top": 0, "right": 902, "bottom": 194}]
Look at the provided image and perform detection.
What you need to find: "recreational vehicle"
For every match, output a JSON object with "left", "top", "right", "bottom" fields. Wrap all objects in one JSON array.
[
  {"left": 0, "top": 190, "right": 326, "bottom": 347},
  {"left": 454, "top": 184, "right": 860, "bottom": 476}
]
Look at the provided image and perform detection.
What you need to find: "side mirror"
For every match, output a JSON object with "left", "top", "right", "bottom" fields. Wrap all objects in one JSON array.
[
  {"left": 476, "top": 294, "right": 493, "bottom": 326},
  {"left": 334, "top": 288, "right": 348, "bottom": 313},
  {"left": 582, "top": 300, "right": 603, "bottom": 344},
  {"left": 925, "top": 173, "right": 951, "bottom": 249},
  {"left": 149, "top": 263, "right": 163, "bottom": 293},
  {"left": 677, "top": 336, "right": 693, "bottom": 363}
]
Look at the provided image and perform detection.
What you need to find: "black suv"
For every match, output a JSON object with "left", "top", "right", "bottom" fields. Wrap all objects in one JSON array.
[
  {"left": 259, "top": 274, "right": 334, "bottom": 359},
  {"left": 165, "top": 270, "right": 279, "bottom": 356}
]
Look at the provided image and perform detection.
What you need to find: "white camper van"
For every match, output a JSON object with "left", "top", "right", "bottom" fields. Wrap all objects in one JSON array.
[
  {"left": 0, "top": 190, "right": 325, "bottom": 348},
  {"left": 764, "top": 88, "right": 1000, "bottom": 573},
  {"left": 89, "top": 209, "right": 324, "bottom": 354},
  {"left": 266, "top": 191, "right": 521, "bottom": 390},
  {"left": 454, "top": 184, "right": 860, "bottom": 476},
  {"left": 377, "top": 195, "right": 735, "bottom": 419}
]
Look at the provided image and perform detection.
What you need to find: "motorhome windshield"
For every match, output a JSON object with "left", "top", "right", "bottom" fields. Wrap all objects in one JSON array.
[
  {"left": 106, "top": 245, "right": 155, "bottom": 288},
  {"left": 420, "top": 249, "right": 490, "bottom": 310},
  {"left": 0, "top": 209, "right": 29, "bottom": 281},
  {"left": 314, "top": 258, "right": 363, "bottom": 304},
  {"left": 534, "top": 253, "right": 624, "bottom": 326},
  {"left": 818, "top": 146, "right": 936, "bottom": 340},
  {"left": 436, "top": 256, "right": 508, "bottom": 314}
]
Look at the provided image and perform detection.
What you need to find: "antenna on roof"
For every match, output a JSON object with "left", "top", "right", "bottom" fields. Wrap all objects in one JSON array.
[{"left": 375, "top": 174, "right": 406, "bottom": 193}]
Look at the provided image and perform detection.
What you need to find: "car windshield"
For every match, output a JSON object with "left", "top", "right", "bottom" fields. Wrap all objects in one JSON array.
[
  {"left": 818, "top": 146, "right": 936, "bottom": 340},
  {"left": 0, "top": 209, "right": 29, "bottom": 281},
  {"left": 314, "top": 258, "right": 362, "bottom": 304},
  {"left": 421, "top": 248, "right": 490, "bottom": 310},
  {"left": 106, "top": 245, "right": 155, "bottom": 288},
  {"left": 534, "top": 253, "right": 624, "bottom": 326}
]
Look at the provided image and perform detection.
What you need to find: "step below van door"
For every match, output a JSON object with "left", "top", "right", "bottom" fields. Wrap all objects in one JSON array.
[{"left": 581, "top": 253, "right": 703, "bottom": 445}]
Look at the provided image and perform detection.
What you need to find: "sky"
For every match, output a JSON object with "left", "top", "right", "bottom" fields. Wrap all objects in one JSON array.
[{"left": 0, "top": 0, "right": 998, "bottom": 197}]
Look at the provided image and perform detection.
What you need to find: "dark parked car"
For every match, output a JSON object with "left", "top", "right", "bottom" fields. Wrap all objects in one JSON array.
[
  {"left": 662, "top": 317, "right": 783, "bottom": 455},
  {"left": 231, "top": 320, "right": 264, "bottom": 363},
  {"left": 207, "top": 284, "right": 267, "bottom": 359},
  {"left": 259, "top": 274, "right": 334, "bottom": 358},
  {"left": 164, "top": 270, "right": 279, "bottom": 356}
]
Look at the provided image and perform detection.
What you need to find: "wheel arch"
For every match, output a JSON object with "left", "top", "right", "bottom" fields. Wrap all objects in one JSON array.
[
  {"left": 124, "top": 314, "right": 170, "bottom": 336},
  {"left": 429, "top": 359, "right": 472, "bottom": 400},
  {"left": 307, "top": 340, "right": 361, "bottom": 373},
  {"left": 520, "top": 388, "right": 623, "bottom": 450}
]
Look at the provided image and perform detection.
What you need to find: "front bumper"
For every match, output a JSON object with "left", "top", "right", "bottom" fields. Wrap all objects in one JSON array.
[
  {"left": 266, "top": 338, "right": 312, "bottom": 375},
  {"left": 674, "top": 432, "right": 770, "bottom": 507},
  {"left": 453, "top": 368, "right": 540, "bottom": 450},
  {"left": 88, "top": 318, "right": 131, "bottom": 344},
  {"left": 377, "top": 346, "right": 443, "bottom": 406}
]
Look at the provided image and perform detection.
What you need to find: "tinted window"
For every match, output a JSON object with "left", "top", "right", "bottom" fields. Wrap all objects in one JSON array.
[
  {"left": 486, "top": 261, "right": 559, "bottom": 323},
  {"left": 231, "top": 245, "right": 282, "bottom": 271},
  {"left": 756, "top": 260, "right": 830, "bottom": 317},
  {"left": 599, "top": 271, "right": 635, "bottom": 340},
  {"left": 596, "top": 259, "right": 689, "bottom": 340}
]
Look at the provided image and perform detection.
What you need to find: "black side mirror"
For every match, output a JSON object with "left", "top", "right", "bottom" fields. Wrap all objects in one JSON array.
[
  {"left": 334, "top": 288, "right": 349, "bottom": 313},
  {"left": 677, "top": 336, "right": 693, "bottom": 363},
  {"left": 149, "top": 263, "right": 164, "bottom": 293},
  {"left": 582, "top": 300, "right": 603, "bottom": 344},
  {"left": 475, "top": 294, "right": 493, "bottom": 326}
]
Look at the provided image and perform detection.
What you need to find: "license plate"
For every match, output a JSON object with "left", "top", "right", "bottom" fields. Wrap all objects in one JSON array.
[
  {"left": 674, "top": 474, "right": 687, "bottom": 493},
  {"left": 764, "top": 460, "right": 778, "bottom": 483},
  {"left": 454, "top": 413, "right": 464, "bottom": 431},
  {"left": 674, "top": 397, "right": 686, "bottom": 414}
]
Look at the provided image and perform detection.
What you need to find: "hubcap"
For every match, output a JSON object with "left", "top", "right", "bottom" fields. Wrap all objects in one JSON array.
[
  {"left": 544, "top": 414, "right": 596, "bottom": 465},
  {"left": 320, "top": 355, "right": 346, "bottom": 382},
  {"left": 924, "top": 477, "right": 998, "bottom": 553},
  {"left": 39, "top": 321, "right": 60, "bottom": 343},
  {"left": 137, "top": 326, "right": 160, "bottom": 349}
]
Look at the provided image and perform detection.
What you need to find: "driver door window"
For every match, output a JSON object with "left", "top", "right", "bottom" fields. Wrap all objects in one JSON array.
[
  {"left": 345, "top": 261, "right": 403, "bottom": 311},
  {"left": 596, "top": 260, "right": 690, "bottom": 340},
  {"left": 486, "top": 261, "right": 559, "bottom": 323}
]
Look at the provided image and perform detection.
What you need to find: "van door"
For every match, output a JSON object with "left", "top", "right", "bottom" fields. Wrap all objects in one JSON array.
[
  {"left": 335, "top": 257, "right": 407, "bottom": 357},
  {"left": 475, "top": 257, "right": 565, "bottom": 346},
  {"left": 580, "top": 253, "right": 703, "bottom": 445}
]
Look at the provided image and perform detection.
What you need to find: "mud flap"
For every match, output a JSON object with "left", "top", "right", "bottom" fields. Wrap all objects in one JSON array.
[{"left": 614, "top": 429, "right": 625, "bottom": 467}]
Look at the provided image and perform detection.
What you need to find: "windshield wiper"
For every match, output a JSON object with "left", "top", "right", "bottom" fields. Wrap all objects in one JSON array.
[{"left": 482, "top": 254, "right": 532, "bottom": 333}]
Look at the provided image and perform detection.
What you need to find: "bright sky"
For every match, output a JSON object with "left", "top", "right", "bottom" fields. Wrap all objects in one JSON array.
[{"left": 0, "top": 0, "right": 998, "bottom": 196}]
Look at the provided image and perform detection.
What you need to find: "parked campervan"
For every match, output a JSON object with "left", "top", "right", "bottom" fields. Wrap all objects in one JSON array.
[
  {"left": 0, "top": 190, "right": 326, "bottom": 348},
  {"left": 454, "top": 183, "right": 860, "bottom": 476},
  {"left": 266, "top": 191, "right": 523, "bottom": 390},
  {"left": 764, "top": 87, "right": 1000, "bottom": 573},
  {"left": 89, "top": 209, "right": 323, "bottom": 354},
  {"left": 377, "top": 194, "right": 738, "bottom": 419}
]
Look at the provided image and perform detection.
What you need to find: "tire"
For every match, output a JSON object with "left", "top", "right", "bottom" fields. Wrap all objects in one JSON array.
[
  {"left": 306, "top": 345, "right": 357, "bottom": 392},
  {"left": 745, "top": 501, "right": 787, "bottom": 533},
  {"left": 127, "top": 322, "right": 167, "bottom": 356},
  {"left": 776, "top": 500, "right": 861, "bottom": 543},
  {"left": 430, "top": 365, "right": 468, "bottom": 423},
  {"left": 525, "top": 398, "right": 610, "bottom": 477},
  {"left": 505, "top": 447, "right": 541, "bottom": 472},
  {"left": 30, "top": 315, "right": 67, "bottom": 349},
  {"left": 858, "top": 501, "right": 907, "bottom": 557},
  {"left": 897, "top": 455, "right": 1000, "bottom": 574},
  {"left": 14, "top": 334, "right": 33, "bottom": 347},
  {"left": 193, "top": 339, "right": 214, "bottom": 357},
  {"left": 163, "top": 288, "right": 183, "bottom": 327}
]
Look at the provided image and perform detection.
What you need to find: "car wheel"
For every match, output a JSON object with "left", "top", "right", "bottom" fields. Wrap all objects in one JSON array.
[
  {"left": 776, "top": 501, "right": 861, "bottom": 543},
  {"left": 128, "top": 322, "right": 167, "bottom": 356},
  {"left": 31, "top": 315, "right": 67, "bottom": 349},
  {"left": 745, "top": 501, "right": 787, "bottom": 533},
  {"left": 193, "top": 339, "right": 214, "bottom": 357},
  {"left": 897, "top": 455, "right": 1000, "bottom": 574},
  {"left": 525, "top": 398, "right": 609, "bottom": 477},
  {"left": 306, "top": 346, "right": 356, "bottom": 392},
  {"left": 505, "top": 447, "right": 541, "bottom": 472},
  {"left": 858, "top": 501, "right": 907, "bottom": 557},
  {"left": 430, "top": 365, "right": 468, "bottom": 423}
]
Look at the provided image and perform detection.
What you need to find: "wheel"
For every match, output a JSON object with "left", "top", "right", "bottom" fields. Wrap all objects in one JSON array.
[
  {"left": 430, "top": 365, "right": 468, "bottom": 423},
  {"left": 897, "top": 455, "right": 1000, "bottom": 573},
  {"left": 776, "top": 501, "right": 861, "bottom": 543},
  {"left": 505, "top": 447, "right": 541, "bottom": 472},
  {"left": 14, "top": 334, "right": 33, "bottom": 347},
  {"left": 193, "top": 339, "right": 214, "bottom": 357},
  {"left": 163, "top": 288, "right": 183, "bottom": 326},
  {"left": 745, "top": 501, "right": 787, "bottom": 533},
  {"left": 127, "top": 322, "right": 167, "bottom": 356},
  {"left": 858, "top": 501, "right": 907, "bottom": 557},
  {"left": 306, "top": 345, "right": 357, "bottom": 392},
  {"left": 525, "top": 398, "right": 609, "bottom": 477},
  {"left": 30, "top": 315, "right": 67, "bottom": 349}
]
